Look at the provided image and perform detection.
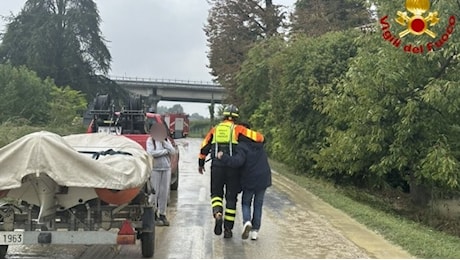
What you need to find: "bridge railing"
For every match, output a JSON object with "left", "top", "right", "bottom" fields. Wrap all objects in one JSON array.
[{"left": 110, "top": 75, "right": 219, "bottom": 86}]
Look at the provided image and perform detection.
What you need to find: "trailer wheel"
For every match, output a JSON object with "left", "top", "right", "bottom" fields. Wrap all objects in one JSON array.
[
  {"left": 0, "top": 245, "right": 8, "bottom": 259},
  {"left": 170, "top": 169, "right": 179, "bottom": 191},
  {"left": 141, "top": 231, "right": 154, "bottom": 257},
  {"left": 141, "top": 206, "right": 155, "bottom": 257}
]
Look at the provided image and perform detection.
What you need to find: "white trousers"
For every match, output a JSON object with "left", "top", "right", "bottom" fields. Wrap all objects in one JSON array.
[{"left": 150, "top": 169, "right": 171, "bottom": 215}]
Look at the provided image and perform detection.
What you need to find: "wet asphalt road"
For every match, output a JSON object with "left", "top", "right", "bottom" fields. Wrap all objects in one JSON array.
[{"left": 5, "top": 138, "right": 412, "bottom": 259}]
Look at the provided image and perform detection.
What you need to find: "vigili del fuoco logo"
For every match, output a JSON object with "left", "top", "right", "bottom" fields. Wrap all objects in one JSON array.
[{"left": 380, "top": 0, "right": 456, "bottom": 54}]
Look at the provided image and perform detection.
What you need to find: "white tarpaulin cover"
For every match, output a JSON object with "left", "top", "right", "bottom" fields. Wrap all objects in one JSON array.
[{"left": 0, "top": 131, "right": 153, "bottom": 190}]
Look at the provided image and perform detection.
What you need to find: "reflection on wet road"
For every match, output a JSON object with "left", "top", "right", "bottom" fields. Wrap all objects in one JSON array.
[{"left": 5, "top": 138, "right": 412, "bottom": 259}]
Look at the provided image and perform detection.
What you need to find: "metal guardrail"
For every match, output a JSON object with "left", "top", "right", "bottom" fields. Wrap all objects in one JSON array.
[{"left": 110, "top": 76, "right": 219, "bottom": 87}]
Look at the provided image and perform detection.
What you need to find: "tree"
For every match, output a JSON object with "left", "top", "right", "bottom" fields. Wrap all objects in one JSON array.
[
  {"left": 189, "top": 113, "right": 206, "bottom": 121},
  {"left": 0, "top": 64, "right": 51, "bottom": 124},
  {"left": 0, "top": 64, "right": 86, "bottom": 125},
  {"left": 168, "top": 104, "right": 184, "bottom": 114},
  {"left": 236, "top": 36, "right": 286, "bottom": 121},
  {"left": 291, "top": 0, "right": 371, "bottom": 37},
  {"left": 0, "top": 0, "right": 121, "bottom": 99},
  {"left": 231, "top": 0, "right": 460, "bottom": 206},
  {"left": 204, "top": 0, "right": 286, "bottom": 105},
  {"left": 49, "top": 85, "right": 87, "bottom": 125},
  {"left": 316, "top": 0, "right": 460, "bottom": 204},
  {"left": 265, "top": 31, "right": 361, "bottom": 171}
]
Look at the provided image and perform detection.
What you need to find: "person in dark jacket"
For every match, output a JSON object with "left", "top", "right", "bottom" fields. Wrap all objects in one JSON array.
[
  {"left": 217, "top": 129, "right": 272, "bottom": 241},
  {"left": 198, "top": 106, "right": 264, "bottom": 239}
]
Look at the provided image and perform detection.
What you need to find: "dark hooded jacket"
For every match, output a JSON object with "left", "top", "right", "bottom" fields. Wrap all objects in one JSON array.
[{"left": 219, "top": 138, "right": 272, "bottom": 191}]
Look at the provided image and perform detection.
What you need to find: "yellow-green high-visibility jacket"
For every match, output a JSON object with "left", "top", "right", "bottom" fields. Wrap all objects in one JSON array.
[{"left": 198, "top": 120, "right": 264, "bottom": 167}]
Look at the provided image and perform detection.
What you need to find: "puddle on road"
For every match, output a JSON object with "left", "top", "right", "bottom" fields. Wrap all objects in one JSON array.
[
  {"left": 264, "top": 188, "right": 294, "bottom": 218},
  {"left": 267, "top": 206, "right": 369, "bottom": 259}
]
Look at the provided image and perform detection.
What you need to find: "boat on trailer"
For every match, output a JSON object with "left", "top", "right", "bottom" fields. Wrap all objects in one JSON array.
[{"left": 0, "top": 131, "right": 156, "bottom": 258}]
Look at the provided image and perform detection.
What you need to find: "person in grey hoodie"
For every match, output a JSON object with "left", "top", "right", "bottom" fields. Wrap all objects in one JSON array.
[
  {"left": 217, "top": 124, "right": 272, "bottom": 240},
  {"left": 146, "top": 124, "right": 177, "bottom": 226}
]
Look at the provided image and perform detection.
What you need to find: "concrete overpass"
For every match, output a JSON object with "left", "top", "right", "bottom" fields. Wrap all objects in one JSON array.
[{"left": 111, "top": 76, "right": 225, "bottom": 111}]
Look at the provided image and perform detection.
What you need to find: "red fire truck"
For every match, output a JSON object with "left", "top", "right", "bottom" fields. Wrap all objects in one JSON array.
[{"left": 163, "top": 113, "right": 190, "bottom": 139}]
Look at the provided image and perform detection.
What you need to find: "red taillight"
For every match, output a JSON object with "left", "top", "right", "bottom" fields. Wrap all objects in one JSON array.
[{"left": 117, "top": 220, "right": 136, "bottom": 244}]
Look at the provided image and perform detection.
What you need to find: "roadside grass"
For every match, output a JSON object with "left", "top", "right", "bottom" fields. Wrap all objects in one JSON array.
[{"left": 269, "top": 159, "right": 460, "bottom": 259}]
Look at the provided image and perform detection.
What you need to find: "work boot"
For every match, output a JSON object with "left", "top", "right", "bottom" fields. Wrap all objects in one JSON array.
[
  {"left": 241, "top": 221, "right": 252, "bottom": 240},
  {"left": 158, "top": 214, "right": 170, "bottom": 226},
  {"left": 224, "top": 228, "right": 233, "bottom": 238},
  {"left": 214, "top": 212, "right": 223, "bottom": 235}
]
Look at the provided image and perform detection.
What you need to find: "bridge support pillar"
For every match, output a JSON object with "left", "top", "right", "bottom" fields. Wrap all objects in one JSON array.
[{"left": 147, "top": 95, "right": 161, "bottom": 113}]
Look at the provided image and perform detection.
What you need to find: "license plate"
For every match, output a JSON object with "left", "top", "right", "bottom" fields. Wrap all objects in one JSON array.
[{"left": 0, "top": 232, "right": 24, "bottom": 245}]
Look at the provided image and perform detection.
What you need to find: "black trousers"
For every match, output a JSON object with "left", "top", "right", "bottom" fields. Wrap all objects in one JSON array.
[{"left": 210, "top": 165, "right": 241, "bottom": 230}]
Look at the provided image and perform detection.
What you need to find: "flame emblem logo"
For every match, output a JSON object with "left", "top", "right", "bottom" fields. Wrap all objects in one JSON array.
[{"left": 395, "top": 0, "right": 440, "bottom": 38}]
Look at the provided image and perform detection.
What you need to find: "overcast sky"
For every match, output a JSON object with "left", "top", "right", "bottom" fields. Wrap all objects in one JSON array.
[{"left": 0, "top": 0, "right": 295, "bottom": 116}]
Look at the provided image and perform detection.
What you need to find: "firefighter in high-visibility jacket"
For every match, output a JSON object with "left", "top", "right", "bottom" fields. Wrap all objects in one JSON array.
[{"left": 198, "top": 104, "right": 264, "bottom": 238}]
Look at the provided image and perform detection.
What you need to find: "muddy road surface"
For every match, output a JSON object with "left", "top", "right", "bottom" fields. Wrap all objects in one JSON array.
[{"left": 5, "top": 138, "right": 412, "bottom": 259}]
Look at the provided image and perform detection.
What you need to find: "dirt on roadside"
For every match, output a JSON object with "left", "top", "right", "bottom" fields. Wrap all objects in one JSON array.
[{"left": 271, "top": 171, "right": 414, "bottom": 259}]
